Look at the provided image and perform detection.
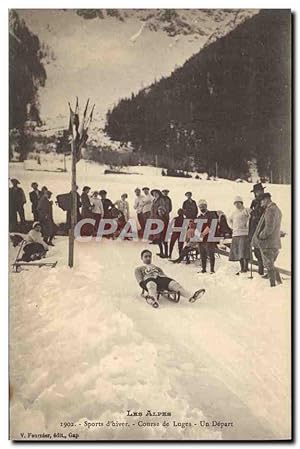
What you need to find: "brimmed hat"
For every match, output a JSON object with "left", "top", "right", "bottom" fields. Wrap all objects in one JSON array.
[
  {"left": 151, "top": 189, "right": 161, "bottom": 196},
  {"left": 99, "top": 190, "right": 107, "bottom": 195},
  {"left": 162, "top": 189, "right": 170, "bottom": 194},
  {"left": 251, "top": 182, "right": 265, "bottom": 193},
  {"left": 121, "top": 193, "right": 128, "bottom": 198},
  {"left": 233, "top": 195, "right": 243, "bottom": 204},
  {"left": 198, "top": 199, "right": 207, "bottom": 206},
  {"left": 185, "top": 191, "right": 192, "bottom": 196},
  {"left": 83, "top": 185, "right": 91, "bottom": 191},
  {"left": 142, "top": 187, "right": 150, "bottom": 191},
  {"left": 11, "top": 178, "right": 20, "bottom": 185}
]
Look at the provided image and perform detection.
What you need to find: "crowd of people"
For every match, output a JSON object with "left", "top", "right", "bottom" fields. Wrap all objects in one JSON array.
[{"left": 9, "top": 178, "right": 283, "bottom": 287}]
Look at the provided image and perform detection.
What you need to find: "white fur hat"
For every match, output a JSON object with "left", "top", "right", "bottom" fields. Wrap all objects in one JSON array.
[
  {"left": 32, "top": 221, "right": 41, "bottom": 229},
  {"left": 233, "top": 196, "right": 243, "bottom": 204}
]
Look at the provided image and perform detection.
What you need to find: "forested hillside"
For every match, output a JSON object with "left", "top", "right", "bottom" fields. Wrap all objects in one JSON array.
[{"left": 105, "top": 10, "right": 291, "bottom": 183}]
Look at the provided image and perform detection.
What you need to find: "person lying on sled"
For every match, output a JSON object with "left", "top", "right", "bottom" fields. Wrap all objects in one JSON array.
[
  {"left": 134, "top": 249, "right": 205, "bottom": 308},
  {"left": 19, "top": 221, "right": 49, "bottom": 262}
]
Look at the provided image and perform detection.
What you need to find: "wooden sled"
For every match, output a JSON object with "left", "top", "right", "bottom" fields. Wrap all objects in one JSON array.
[
  {"left": 141, "top": 288, "right": 180, "bottom": 303},
  {"left": 10, "top": 235, "right": 58, "bottom": 273}
]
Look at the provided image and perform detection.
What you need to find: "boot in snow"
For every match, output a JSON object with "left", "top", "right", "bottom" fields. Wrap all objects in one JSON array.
[
  {"left": 189, "top": 289, "right": 206, "bottom": 303},
  {"left": 145, "top": 295, "right": 159, "bottom": 308},
  {"left": 210, "top": 259, "right": 215, "bottom": 274},
  {"left": 156, "top": 253, "right": 166, "bottom": 259},
  {"left": 258, "top": 262, "right": 264, "bottom": 276}
]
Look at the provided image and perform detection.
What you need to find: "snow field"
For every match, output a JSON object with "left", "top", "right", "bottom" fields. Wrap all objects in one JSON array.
[{"left": 9, "top": 160, "right": 291, "bottom": 439}]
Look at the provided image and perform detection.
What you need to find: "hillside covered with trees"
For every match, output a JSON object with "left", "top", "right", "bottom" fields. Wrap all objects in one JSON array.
[
  {"left": 105, "top": 10, "right": 291, "bottom": 183},
  {"left": 9, "top": 10, "right": 47, "bottom": 160}
]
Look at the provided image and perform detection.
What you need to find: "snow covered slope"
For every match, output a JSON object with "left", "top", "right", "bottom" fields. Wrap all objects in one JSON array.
[{"left": 9, "top": 161, "right": 291, "bottom": 440}]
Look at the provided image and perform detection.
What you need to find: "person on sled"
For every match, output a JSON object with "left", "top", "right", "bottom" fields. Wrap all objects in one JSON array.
[
  {"left": 19, "top": 222, "right": 49, "bottom": 262},
  {"left": 134, "top": 249, "right": 205, "bottom": 308}
]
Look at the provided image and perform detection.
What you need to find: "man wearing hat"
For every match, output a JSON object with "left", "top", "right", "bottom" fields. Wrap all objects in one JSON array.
[
  {"left": 252, "top": 192, "right": 283, "bottom": 287},
  {"left": 29, "top": 182, "right": 41, "bottom": 221},
  {"left": 141, "top": 187, "right": 152, "bottom": 225},
  {"left": 99, "top": 189, "right": 114, "bottom": 219},
  {"left": 81, "top": 186, "right": 92, "bottom": 219},
  {"left": 9, "top": 178, "right": 26, "bottom": 230},
  {"left": 249, "top": 183, "right": 266, "bottom": 275},
  {"left": 182, "top": 192, "right": 197, "bottom": 219},
  {"left": 37, "top": 190, "right": 56, "bottom": 246},
  {"left": 161, "top": 189, "right": 172, "bottom": 220},
  {"left": 133, "top": 187, "right": 146, "bottom": 231},
  {"left": 198, "top": 199, "right": 219, "bottom": 274}
]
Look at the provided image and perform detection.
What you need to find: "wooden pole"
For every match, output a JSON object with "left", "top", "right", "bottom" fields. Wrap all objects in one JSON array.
[
  {"left": 63, "top": 153, "right": 66, "bottom": 172},
  {"left": 68, "top": 139, "right": 77, "bottom": 268},
  {"left": 215, "top": 161, "right": 218, "bottom": 178}
]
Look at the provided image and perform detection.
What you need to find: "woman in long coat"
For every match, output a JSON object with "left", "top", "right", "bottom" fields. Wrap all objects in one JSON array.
[
  {"left": 150, "top": 189, "right": 165, "bottom": 219},
  {"left": 228, "top": 196, "right": 251, "bottom": 274}
]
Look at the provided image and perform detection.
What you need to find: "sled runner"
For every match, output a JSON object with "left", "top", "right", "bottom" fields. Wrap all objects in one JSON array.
[
  {"left": 12, "top": 261, "right": 58, "bottom": 273},
  {"left": 141, "top": 288, "right": 181, "bottom": 306}
]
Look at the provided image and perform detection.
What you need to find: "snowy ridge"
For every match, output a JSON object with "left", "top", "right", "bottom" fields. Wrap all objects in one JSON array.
[{"left": 76, "top": 9, "right": 258, "bottom": 42}]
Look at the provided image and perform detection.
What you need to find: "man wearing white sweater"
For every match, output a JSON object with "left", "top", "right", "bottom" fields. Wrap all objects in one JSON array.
[
  {"left": 133, "top": 187, "right": 145, "bottom": 230},
  {"left": 141, "top": 187, "right": 153, "bottom": 222}
]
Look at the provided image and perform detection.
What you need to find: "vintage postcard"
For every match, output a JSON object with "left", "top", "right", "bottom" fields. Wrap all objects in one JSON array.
[{"left": 9, "top": 8, "right": 291, "bottom": 441}]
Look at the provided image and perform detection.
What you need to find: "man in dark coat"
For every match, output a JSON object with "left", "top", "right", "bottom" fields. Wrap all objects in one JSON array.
[
  {"left": 161, "top": 189, "right": 172, "bottom": 219},
  {"left": 81, "top": 186, "right": 92, "bottom": 218},
  {"left": 29, "top": 182, "right": 41, "bottom": 221},
  {"left": 37, "top": 190, "right": 56, "bottom": 246},
  {"left": 182, "top": 192, "right": 197, "bottom": 219},
  {"left": 249, "top": 183, "right": 265, "bottom": 275},
  {"left": 197, "top": 199, "right": 218, "bottom": 274},
  {"left": 100, "top": 190, "right": 114, "bottom": 218},
  {"left": 169, "top": 208, "right": 185, "bottom": 259},
  {"left": 252, "top": 193, "right": 282, "bottom": 287},
  {"left": 9, "top": 178, "right": 26, "bottom": 230}
]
